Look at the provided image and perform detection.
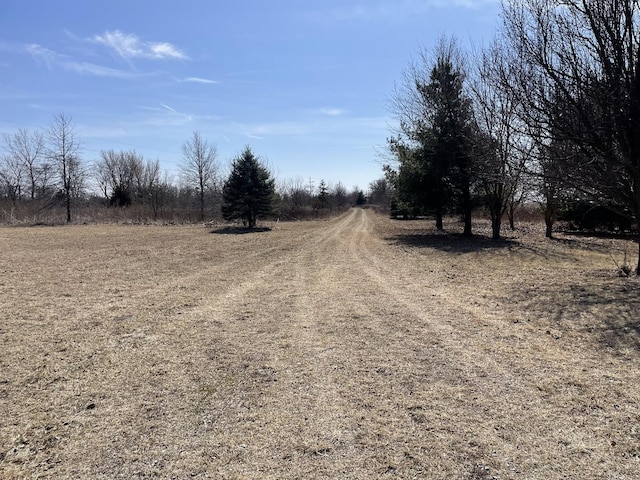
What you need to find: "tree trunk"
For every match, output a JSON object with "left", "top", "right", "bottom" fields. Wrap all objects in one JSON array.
[
  {"left": 66, "top": 187, "right": 71, "bottom": 223},
  {"left": 435, "top": 211, "right": 443, "bottom": 230},
  {"left": 492, "top": 216, "right": 501, "bottom": 240},
  {"left": 463, "top": 211, "right": 472, "bottom": 236},
  {"left": 545, "top": 221, "right": 552, "bottom": 239},
  {"left": 462, "top": 195, "right": 472, "bottom": 237},
  {"left": 489, "top": 203, "right": 502, "bottom": 240},
  {"left": 199, "top": 190, "right": 205, "bottom": 222},
  {"left": 636, "top": 226, "right": 640, "bottom": 275},
  {"left": 508, "top": 204, "right": 516, "bottom": 231},
  {"left": 461, "top": 184, "right": 472, "bottom": 237},
  {"left": 544, "top": 199, "right": 556, "bottom": 239},
  {"left": 544, "top": 209, "right": 554, "bottom": 238}
]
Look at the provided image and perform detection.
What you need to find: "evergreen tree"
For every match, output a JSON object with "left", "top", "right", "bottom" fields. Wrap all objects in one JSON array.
[
  {"left": 425, "top": 53, "right": 475, "bottom": 235},
  {"left": 385, "top": 143, "right": 430, "bottom": 219},
  {"left": 316, "top": 179, "right": 330, "bottom": 209},
  {"left": 221, "top": 146, "right": 276, "bottom": 228},
  {"left": 387, "top": 38, "right": 475, "bottom": 234}
]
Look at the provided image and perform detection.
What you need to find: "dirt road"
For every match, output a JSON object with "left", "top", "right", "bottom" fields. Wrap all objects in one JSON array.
[{"left": 1, "top": 208, "right": 639, "bottom": 478}]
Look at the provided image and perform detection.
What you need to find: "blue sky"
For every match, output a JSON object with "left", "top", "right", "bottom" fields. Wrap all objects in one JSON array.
[{"left": 0, "top": 0, "right": 500, "bottom": 192}]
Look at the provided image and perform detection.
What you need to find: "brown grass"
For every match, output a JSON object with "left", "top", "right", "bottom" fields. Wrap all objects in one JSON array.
[{"left": 1, "top": 209, "right": 639, "bottom": 479}]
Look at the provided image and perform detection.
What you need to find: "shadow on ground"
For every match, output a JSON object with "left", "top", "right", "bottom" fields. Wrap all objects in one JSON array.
[
  {"left": 562, "top": 230, "right": 638, "bottom": 241},
  {"left": 510, "top": 273, "right": 640, "bottom": 355},
  {"left": 387, "top": 232, "right": 519, "bottom": 254},
  {"left": 551, "top": 232, "right": 639, "bottom": 255},
  {"left": 388, "top": 229, "right": 628, "bottom": 263},
  {"left": 211, "top": 226, "right": 272, "bottom": 235},
  {"left": 568, "top": 279, "right": 640, "bottom": 353}
]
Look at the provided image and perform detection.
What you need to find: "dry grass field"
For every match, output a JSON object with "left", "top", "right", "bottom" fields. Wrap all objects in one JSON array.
[{"left": 1, "top": 208, "right": 639, "bottom": 479}]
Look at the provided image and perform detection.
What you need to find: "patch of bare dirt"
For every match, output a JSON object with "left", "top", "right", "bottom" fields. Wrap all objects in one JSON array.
[{"left": 1, "top": 210, "right": 639, "bottom": 478}]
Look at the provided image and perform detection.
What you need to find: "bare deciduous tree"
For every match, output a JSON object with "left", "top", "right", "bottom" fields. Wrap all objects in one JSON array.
[
  {"left": 135, "top": 158, "right": 163, "bottom": 219},
  {"left": 96, "top": 149, "right": 144, "bottom": 206},
  {"left": 46, "top": 113, "right": 82, "bottom": 223},
  {"left": 333, "top": 182, "right": 348, "bottom": 208},
  {"left": 278, "top": 176, "right": 311, "bottom": 209},
  {"left": 470, "top": 40, "right": 531, "bottom": 239},
  {"left": 0, "top": 154, "right": 25, "bottom": 203},
  {"left": 368, "top": 177, "right": 393, "bottom": 208},
  {"left": 502, "top": 0, "right": 640, "bottom": 272},
  {"left": 3, "top": 128, "right": 46, "bottom": 200},
  {"left": 181, "top": 131, "right": 218, "bottom": 221}
]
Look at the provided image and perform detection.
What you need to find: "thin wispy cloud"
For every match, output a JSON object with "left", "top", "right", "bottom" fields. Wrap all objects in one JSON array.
[
  {"left": 184, "top": 76, "right": 219, "bottom": 84},
  {"left": 148, "top": 103, "right": 194, "bottom": 124},
  {"left": 63, "top": 29, "right": 82, "bottom": 42},
  {"left": 160, "top": 103, "right": 177, "bottom": 113},
  {"left": 317, "top": 0, "right": 499, "bottom": 22},
  {"left": 138, "top": 104, "right": 218, "bottom": 125},
  {"left": 232, "top": 121, "right": 311, "bottom": 141},
  {"left": 25, "top": 43, "right": 59, "bottom": 68},
  {"left": 24, "top": 33, "right": 179, "bottom": 78},
  {"left": 314, "top": 108, "right": 347, "bottom": 116},
  {"left": 25, "top": 43, "right": 137, "bottom": 78},
  {"left": 65, "top": 61, "right": 140, "bottom": 78},
  {"left": 93, "top": 30, "right": 188, "bottom": 60}
]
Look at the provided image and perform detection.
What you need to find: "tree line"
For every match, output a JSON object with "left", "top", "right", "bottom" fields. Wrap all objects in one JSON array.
[
  {"left": 0, "top": 115, "right": 368, "bottom": 225},
  {"left": 384, "top": 0, "right": 640, "bottom": 274}
]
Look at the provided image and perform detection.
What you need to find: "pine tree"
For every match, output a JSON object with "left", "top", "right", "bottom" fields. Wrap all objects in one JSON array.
[
  {"left": 317, "top": 179, "right": 329, "bottom": 209},
  {"left": 386, "top": 38, "right": 475, "bottom": 234},
  {"left": 425, "top": 54, "right": 475, "bottom": 236},
  {"left": 221, "top": 146, "right": 276, "bottom": 228}
]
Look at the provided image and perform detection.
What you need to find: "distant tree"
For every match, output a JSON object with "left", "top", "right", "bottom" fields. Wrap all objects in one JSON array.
[
  {"left": 0, "top": 153, "right": 25, "bottom": 203},
  {"left": 368, "top": 177, "right": 392, "bottom": 208},
  {"left": 332, "top": 182, "right": 348, "bottom": 208},
  {"left": 384, "top": 145, "right": 428, "bottom": 220},
  {"left": 96, "top": 150, "right": 143, "bottom": 207},
  {"left": 316, "top": 179, "right": 330, "bottom": 209},
  {"left": 68, "top": 155, "right": 87, "bottom": 200},
  {"left": 46, "top": 113, "right": 82, "bottom": 223},
  {"left": 221, "top": 146, "right": 276, "bottom": 228},
  {"left": 3, "top": 128, "right": 45, "bottom": 200},
  {"left": 276, "top": 176, "right": 313, "bottom": 219},
  {"left": 34, "top": 162, "right": 56, "bottom": 199},
  {"left": 279, "top": 176, "right": 311, "bottom": 208},
  {"left": 181, "top": 131, "right": 218, "bottom": 221},
  {"left": 134, "top": 158, "right": 166, "bottom": 219},
  {"left": 351, "top": 187, "right": 366, "bottom": 206}
]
